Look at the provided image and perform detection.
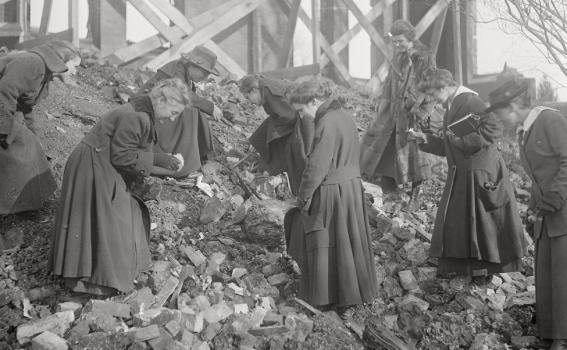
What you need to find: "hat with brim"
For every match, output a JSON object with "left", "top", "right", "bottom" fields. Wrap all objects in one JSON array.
[
  {"left": 181, "top": 45, "right": 220, "bottom": 76},
  {"left": 486, "top": 78, "right": 529, "bottom": 112}
]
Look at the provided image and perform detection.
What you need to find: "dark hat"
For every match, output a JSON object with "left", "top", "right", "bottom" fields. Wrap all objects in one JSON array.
[
  {"left": 181, "top": 45, "right": 220, "bottom": 76},
  {"left": 486, "top": 78, "right": 529, "bottom": 112}
]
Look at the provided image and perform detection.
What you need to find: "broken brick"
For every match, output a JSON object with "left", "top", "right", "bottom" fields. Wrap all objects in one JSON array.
[
  {"left": 17, "top": 310, "right": 75, "bottom": 344},
  {"left": 31, "top": 331, "right": 68, "bottom": 350},
  {"left": 85, "top": 300, "right": 130, "bottom": 319}
]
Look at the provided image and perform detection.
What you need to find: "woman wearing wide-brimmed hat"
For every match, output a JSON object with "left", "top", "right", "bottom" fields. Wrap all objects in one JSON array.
[
  {"left": 138, "top": 45, "right": 223, "bottom": 177},
  {"left": 489, "top": 78, "right": 567, "bottom": 350},
  {"left": 0, "top": 40, "right": 80, "bottom": 216},
  {"left": 409, "top": 68, "right": 526, "bottom": 278}
]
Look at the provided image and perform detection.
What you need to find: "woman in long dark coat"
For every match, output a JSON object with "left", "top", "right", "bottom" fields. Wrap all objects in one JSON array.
[
  {"left": 287, "top": 80, "right": 377, "bottom": 310},
  {"left": 240, "top": 75, "right": 314, "bottom": 195},
  {"left": 137, "top": 46, "right": 223, "bottom": 177},
  {"left": 411, "top": 68, "right": 526, "bottom": 277},
  {"left": 0, "top": 40, "right": 80, "bottom": 215},
  {"left": 52, "top": 78, "right": 190, "bottom": 295},
  {"left": 490, "top": 78, "right": 567, "bottom": 350}
]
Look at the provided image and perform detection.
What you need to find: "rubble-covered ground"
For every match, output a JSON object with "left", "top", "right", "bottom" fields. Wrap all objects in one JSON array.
[{"left": 0, "top": 56, "right": 540, "bottom": 350}]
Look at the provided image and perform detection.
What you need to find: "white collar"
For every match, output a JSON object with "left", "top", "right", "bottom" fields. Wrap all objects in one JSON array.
[
  {"left": 518, "top": 106, "right": 557, "bottom": 133},
  {"left": 448, "top": 86, "right": 478, "bottom": 110}
]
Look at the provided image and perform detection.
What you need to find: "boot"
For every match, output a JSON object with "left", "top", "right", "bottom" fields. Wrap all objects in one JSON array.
[
  {"left": 550, "top": 339, "right": 567, "bottom": 350},
  {"left": 406, "top": 184, "right": 423, "bottom": 211}
]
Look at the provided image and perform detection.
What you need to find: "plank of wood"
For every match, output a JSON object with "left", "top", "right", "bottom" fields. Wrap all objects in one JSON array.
[
  {"left": 262, "top": 24, "right": 282, "bottom": 54},
  {"left": 68, "top": 0, "right": 79, "bottom": 46},
  {"left": 145, "top": 0, "right": 264, "bottom": 71},
  {"left": 321, "top": 0, "right": 396, "bottom": 68},
  {"left": 39, "top": 0, "right": 52, "bottom": 35},
  {"left": 262, "top": 63, "right": 320, "bottom": 79},
  {"left": 430, "top": 6, "right": 448, "bottom": 56},
  {"left": 415, "top": 0, "right": 453, "bottom": 37},
  {"left": 279, "top": 0, "right": 301, "bottom": 68},
  {"left": 251, "top": 10, "right": 262, "bottom": 73},
  {"left": 311, "top": 0, "right": 321, "bottom": 69},
  {"left": 452, "top": 0, "right": 463, "bottom": 84},
  {"left": 293, "top": 1, "right": 354, "bottom": 86},
  {"left": 128, "top": 0, "right": 179, "bottom": 43}
]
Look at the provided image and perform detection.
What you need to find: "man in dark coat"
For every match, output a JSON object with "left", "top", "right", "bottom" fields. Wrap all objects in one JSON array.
[
  {"left": 490, "top": 78, "right": 567, "bottom": 350},
  {"left": 411, "top": 68, "right": 526, "bottom": 277},
  {"left": 0, "top": 40, "right": 80, "bottom": 215},
  {"left": 138, "top": 46, "right": 223, "bottom": 177},
  {"left": 240, "top": 75, "right": 314, "bottom": 194},
  {"left": 52, "top": 78, "right": 190, "bottom": 295},
  {"left": 288, "top": 80, "right": 377, "bottom": 311},
  {"left": 360, "top": 19, "right": 438, "bottom": 209}
]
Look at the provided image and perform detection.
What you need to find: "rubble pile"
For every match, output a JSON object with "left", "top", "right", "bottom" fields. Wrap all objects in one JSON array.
[{"left": 0, "top": 57, "right": 540, "bottom": 350}]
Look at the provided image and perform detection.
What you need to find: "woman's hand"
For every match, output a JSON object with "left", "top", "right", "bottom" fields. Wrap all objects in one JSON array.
[{"left": 407, "top": 128, "right": 427, "bottom": 144}]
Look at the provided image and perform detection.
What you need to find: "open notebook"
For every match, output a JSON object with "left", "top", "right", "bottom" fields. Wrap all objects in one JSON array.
[{"left": 447, "top": 113, "right": 482, "bottom": 137}]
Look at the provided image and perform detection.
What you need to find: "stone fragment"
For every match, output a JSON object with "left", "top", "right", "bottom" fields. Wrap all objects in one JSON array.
[
  {"left": 193, "top": 341, "right": 211, "bottom": 350},
  {"left": 147, "top": 327, "right": 174, "bottom": 350},
  {"left": 500, "top": 282, "right": 517, "bottom": 295},
  {"left": 374, "top": 213, "right": 392, "bottom": 235},
  {"left": 180, "top": 330, "right": 194, "bottom": 347},
  {"left": 258, "top": 297, "right": 276, "bottom": 310},
  {"left": 231, "top": 268, "right": 248, "bottom": 279},
  {"left": 128, "top": 287, "right": 155, "bottom": 315},
  {"left": 200, "top": 197, "right": 226, "bottom": 224},
  {"left": 201, "top": 301, "right": 233, "bottom": 324},
  {"left": 267, "top": 273, "right": 290, "bottom": 286},
  {"left": 153, "top": 276, "right": 180, "bottom": 308},
  {"left": 17, "top": 311, "right": 75, "bottom": 344},
  {"left": 398, "top": 295, "right": 429, "bottom": 312},
  {"left": 85, "top": 300, "right": 130, "bottom": 318},
  {"left": 416, "top": 267, "right": 437, "bottom": 281},
  {"left": 185, "top": 314, "right": 204, "bottom": 333},
  {"left": 398, "top": 270, "right": 419, "bottom": 290},
  {"left": 487, "top": 275, "right": 503, "bottom": 289},
  {"left": 165, "top": 320, "right": 181, "bottom": 337},
  {"left": 242, "top": 274, "right": 279, "bottom": 297},
  {"left": 248, "top": 325, "right": 289, "bottom": 336},
  {"left": 131, "top": 324, "right": 160, "bottom": 342},
  {"left": 228, "top": 282, "right": 244, "bottom": 296},
  {"left": 89, "top": 313, "right": 121, "bottom": 332},
  {"left": 68, "top": 320, "right": 90, "bottom": 337},
  {"left": 403, "top": 239, "right": 430, "bottom": 265},
  {"left": 150, "top": 261, "right": 170, "bottom": 272},
  {"left": 203, "top": 322, "right": 222, "bottom": 341},
  {"left": 194, "top": 295, "right": 211, "bottom": 311},
  {"left": 469, "top": 333, "right": 505, "bottom": 350},
  {"left": 234, "top": 303, "right": 249, "bottom": 314},
  {"left": 31, "top": 331, "right": 68, "bottom": 350},
  {"left": 262, "top": 312, "right": 283, "bottom": 326},
  {"left": 181, "top": 245, "right": 207, "bottom": 267},
  {"left": 56, "top": 302, "right": 82, "bottom": 318},
  {"left": 262, "top": 264, "right": 283, "bottom": 277},
  {"left": 510, "top": 336, "right": 538, "bottom": 349}
]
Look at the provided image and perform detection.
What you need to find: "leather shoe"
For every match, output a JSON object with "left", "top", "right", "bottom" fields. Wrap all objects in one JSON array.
[{"left": 550, "top": 339, "right": 567, "bottom": 350}]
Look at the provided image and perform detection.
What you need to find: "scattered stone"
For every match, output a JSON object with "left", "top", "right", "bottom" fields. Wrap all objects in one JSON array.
[
  {"left": 403, "top": 239, "right": 429, "bottom": 265},
  {"left": 231, "top": 267, "right": 248, "bottom": 279},
  {"left": 234, "top": 303, "right": 249, "bottom": 314},
  {"left": 181, "top": 246, "right": 207, "bottom": 267},
  {"left": 56, "top": 302, "right": 82, "bottom": 317},
  {"left": 203, "top": 322, "right": 222, "bottom": 341},
  {"left": 31, "top": 331, "right": 68, "bottom": 350},
  {"left": 248, "top": 325, "right": 289, "bottom": 336},
  {"left": 131, "top": 324, "right": 161, "bottom": 342},
  {"left": 417, "top": 267, "right": 437, "bottom": 281},
  {"left": 398, "top": 295, "right": 429, "bottom": 312},
  {"left": 242, "top": 274, "right": 280, "bottom": 297},
  {"left": 267, "top": 273, "right": 290, "bottom": 286},
  {"left": 152, "top": 275, "right": 180, "bottom": 308},
  {"left": 165, "top": 320, "right": 181, "bottom": 337},
  {"left": 262, "top": 263, "right": 283, "bottom": 277},
  {"left": 398, "top": 270, "right": 419, "bottom": 290},
  {"left": 228, "top": 282, "right": 244, "bottom": 296},
  {"left": 487, "top": 275, "right": 503, "bottom": 289},
  {"left": 200, "top": 196, "right": 226, "bottom": 224},
  {"left": 17, "top": 311, "right": 75, "bottom": 344},
  {"left": 262, "top": 312, "right": 284, "bottom": 326},
  {"left": 510, "top": 335, "right": 538, "bottom": 349},
  {"left": 201, "top": 301, "right": 233, "bottom": 324},
  {"left": 85, "top": 300, "right": 130, "bottom": 318}
]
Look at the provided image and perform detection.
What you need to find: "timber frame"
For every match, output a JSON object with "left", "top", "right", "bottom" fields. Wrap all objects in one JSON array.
[{"left": 4, "top": 0, "right": 475, "bottom": 88}]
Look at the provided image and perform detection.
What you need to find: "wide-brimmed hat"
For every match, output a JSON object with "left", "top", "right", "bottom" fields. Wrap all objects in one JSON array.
[
  {"left": 181, "top": 45, "right": 220, "bottom": 76},
  {"left": 486, "top": 78, "right": 529, "bottom": 112}
]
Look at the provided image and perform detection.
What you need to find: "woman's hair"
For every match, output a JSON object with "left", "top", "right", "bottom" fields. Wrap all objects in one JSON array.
[
  {"left": 239, "top": 75, "right": 260, "bottom": 93},
  {"left": 149, "top": 78, "right": 191, "bottom": 107},
  {"left": 389, "top": 19, "right": 416, "bottom": 41},
  {"left": 417, "top": 68, "right": 457, "bottom": 92},
  {"left": 288, "top": 79, "right": 335, "bottom": 105},
  {"left": 47, "top": 39, "right": 80, "bottom": 63}
]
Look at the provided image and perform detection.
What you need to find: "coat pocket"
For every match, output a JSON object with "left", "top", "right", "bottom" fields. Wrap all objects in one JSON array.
[
  {"left": 305, "top": 228, "right": 331, "bottom": 252},
  {"left": 473, "top": 168, "right": 510, "bottom": 211}
]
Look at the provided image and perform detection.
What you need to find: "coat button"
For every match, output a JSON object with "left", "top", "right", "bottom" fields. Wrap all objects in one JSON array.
[{"left": 74, "top": 234, "right": 79, "bottom": 239}]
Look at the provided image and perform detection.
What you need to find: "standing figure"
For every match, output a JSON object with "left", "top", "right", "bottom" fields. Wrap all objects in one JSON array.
[
  {"left": 412, "top": 68, "right": 526, "bottom": 277},
  {"left": 490, "top": 78, "right": 567, "bottom": 350},
  {"left": 0, "top": 40, "right": 80, "bottom": 215},
  {"left": 360, "top": 19, "right": 437, "bottom": 209},
  {"left": 240, "top": 75, "right": 314, "bottom": 194},
  {"left": 138, "top": 46, "right": 223, "bottom": 177},
  {"left": 288, "top": 80, "right": 377, "bottom": 311},
  {"left": 52, "top": 78, "right": 190, "bottom": 296}
]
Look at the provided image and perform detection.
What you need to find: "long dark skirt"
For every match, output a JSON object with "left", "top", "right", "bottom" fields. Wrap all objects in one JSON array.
[
  {"left": 437, "top": 257, "right": 522, "bottom": 277},
  {"left": 536, "top": 226, "right": 567, "bottom": 339}
]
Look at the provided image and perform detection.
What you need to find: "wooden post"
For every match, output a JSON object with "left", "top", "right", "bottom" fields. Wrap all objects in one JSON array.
[
  {"left": 321, "top": 0, "right": 348, "bottom": 82},
  {"left": 400, "top": 0, "right": 409, "bottom": 20},
  {"left": 68, "top": 0, "right": 79, "bottom": 47},
  {"left": 429, "top": 6, "right": 447, "bottom": 56},
  {"left": 19, "top": 0, "right": 30, "bottom": 41},
  {"left": 311, "top": 0, "right": 320, "bottom": 68},
  {"left": 250, "top": 10, "right": 262, "bottom": 73},
  {"left": 91, "top": 0, "right": 126, "bottom": 56},
  {"left": 279, "top": 0, "right": 301, "bottom": 68},
  {"left": 452, "top": 0, "right": 463, "bottom": 84},
  {"left": 174, "top": 0, "right": 191, "bottom": 19},
  {"left": 39, "top": 0, "right": 52, "bottom": 35}
]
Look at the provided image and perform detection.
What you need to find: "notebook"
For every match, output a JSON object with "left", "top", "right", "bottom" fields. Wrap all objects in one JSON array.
[{"left": 447, "top": 113, "right": 482, "bottom": 137}]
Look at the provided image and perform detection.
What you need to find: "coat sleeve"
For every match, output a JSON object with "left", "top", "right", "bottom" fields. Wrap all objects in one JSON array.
[
  {"left": 298, "top": 119, "right": 336, "bottom": 203},
  {"left": 0, "top": 56, "right": 44, "bottom": 134},
  {"left": 190, "top": 93, "right": 214, "bottom": 115},
  {"left": 543, "top": 113, "right": 567, "bottom": 199},
  {"left": 421, "top": 132, "right": 446, "bottom": 156},
  {"left": 110, "top": 112, "right": 155, "bottom": 176}
]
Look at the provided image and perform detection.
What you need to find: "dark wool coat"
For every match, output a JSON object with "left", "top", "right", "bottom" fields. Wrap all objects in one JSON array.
[
  {"left": 290, "top": 100, "right": 377, "bottom": 307},
  {"left": 51, "top": 96, "right": 155, "bottom": 293},
  {"left": 248, "top": 78, "right": 314, "bottom": 194},
  {"left": 519, "top": 108, "right": 567, "bottom": 338},
  {"left": 421, "top": 91, "right": 526, "bottom": 269},
  {"left": 360, "top": 41, "right": 436, "bottom": 184},
  {"left": 138, "top": 60, "right": 214, "bottom": 177},
  {"left": 0, "top": 45, "right": 67, "bottom": 214}
]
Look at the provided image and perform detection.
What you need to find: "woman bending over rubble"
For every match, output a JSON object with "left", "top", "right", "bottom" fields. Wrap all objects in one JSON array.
[
  {"left": 409, "top": 68, "right": 526, "bottom": 278},
  {"left": 489, "top": 78, "right": 567, "bottom": 350},
  {"left": 0, "top": 40, "right": 80, "bottom": 217},
  {"left": 51, "top": 78, "right": 190, "bottom": 296},
  {"left": 240, "top": 74, "right": 314, "bottom": 195},
  {"left": 137, "top": 45, "right": 223, "bottom": 177},
  {"left": 286, "top": 80, "right": 377, "bottom": 313}
]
